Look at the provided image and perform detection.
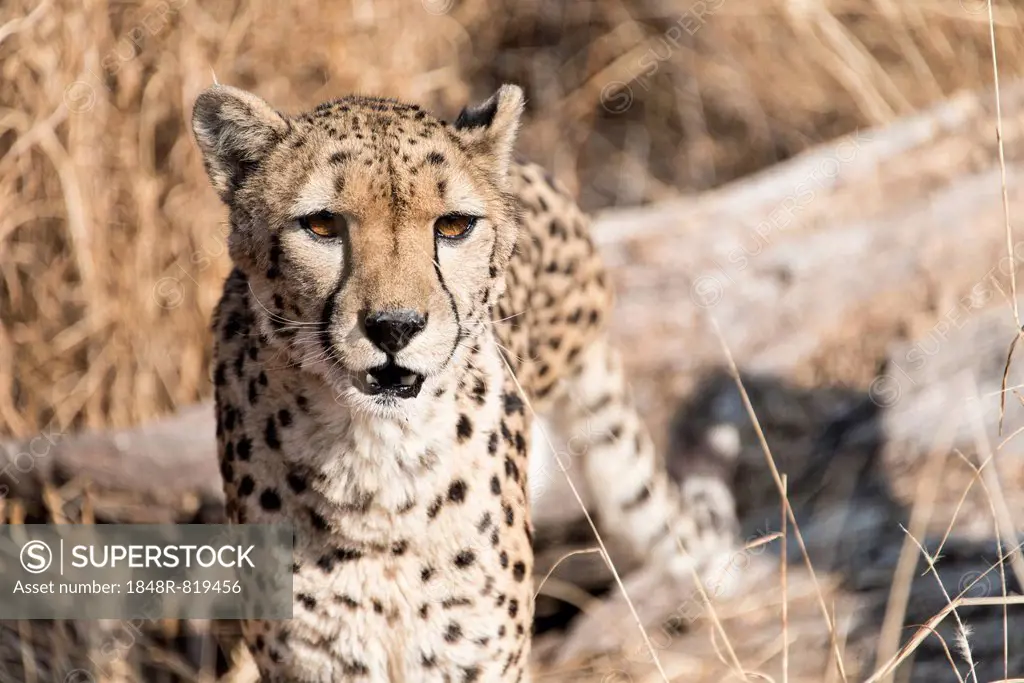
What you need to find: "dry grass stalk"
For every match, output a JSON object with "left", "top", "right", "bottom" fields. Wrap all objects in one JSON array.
[
  {"left": 711, "top": 317, "right": 849, "bottom": 683},
  {"left": 874, "top": 420, "right": 957, "bottom": 683},
  {"left": 866, "top": 591, "right": 1024, "bottom": 683},
  {"left": 499, "top": 350, "right": 670, "bottom": 680}
]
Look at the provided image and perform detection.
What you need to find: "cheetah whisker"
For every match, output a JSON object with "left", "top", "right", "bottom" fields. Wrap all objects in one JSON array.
[{"left": 246, "top": 283, "right": 322, "bottom": 327}]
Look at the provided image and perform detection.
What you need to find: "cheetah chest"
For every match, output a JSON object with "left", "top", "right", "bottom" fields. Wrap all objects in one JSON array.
[{"left": 222, "top": 335, "right": 535, "bottom": 678}]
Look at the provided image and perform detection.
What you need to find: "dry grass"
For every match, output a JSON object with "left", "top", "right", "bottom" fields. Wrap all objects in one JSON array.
[{"left": 3, "top": 0, "right": 1024, "bottom": 681}]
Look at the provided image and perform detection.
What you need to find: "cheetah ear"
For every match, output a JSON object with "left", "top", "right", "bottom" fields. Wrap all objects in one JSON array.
[
  {"left": 192, "top": 85, "right": 289, "bottom": 203},
  {"left": 452, "top": 84, "right": 525, "bottom": 181}
]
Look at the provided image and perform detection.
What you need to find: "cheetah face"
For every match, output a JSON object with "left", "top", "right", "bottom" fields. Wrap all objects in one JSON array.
[{"left": 193, "top": 85, "right": 524, "bottom": 410}]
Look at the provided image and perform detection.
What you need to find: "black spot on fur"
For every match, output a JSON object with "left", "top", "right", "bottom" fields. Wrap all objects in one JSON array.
[
  {"left": 425, "top": 151, "right": 446, "bottom": 166},
  {"left": 259, "top": 488, "right": 282, "bottom": 511},
  {"left": 448, "top": 479, "right": 467, "bottom": 503},
  {"left": 342, "top": 660, "right": 370, "bottom": 676},
  {"left": 286, "top": 471, "right": 307, "bottom": 493},
  {"left": 472, "top": 376, "right": 487, "bottom": 403},
  {"left": 456, "top": 414, "right": 473, "bottom": 443},
  {"left": 264, "top": 417, "right": 281, "bottom": 449},
  {"left": 224, "top": 312, "right": 244, "bottom": 339},
  {"left": 512, "top": 561, "right": 526, "bottom": 581},
  {"left": 309, "top": 508, "right": 329, "bottom": 531},
  {"left": 444, "top": 622, "right": 463, "bottom": 642},
  {"left": 624, "top": 484, "right": 652, "bottom": 510},
  {"left": 605, "top": 425, "right": 624, "bottom": 442},
  {"left": 237, "top": 475, "right": 255, "bottom": 497},
  {"left": 454, "top": 549, "right": 475, "bottom": 568},
  {"left": 505, "top": 457, "right": 520, "bottom": 482},
  {"left": 442, "top": 596, "right": 471, "bottom": 609},
  {"left": 335, "top": 595, "right": 359, "bottom": 609},
  {"left": 318, "top": 547, "right": 363, "bottom": 572}
]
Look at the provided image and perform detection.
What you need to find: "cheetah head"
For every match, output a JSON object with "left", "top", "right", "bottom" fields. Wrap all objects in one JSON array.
[{"left": 192, "top": 85, "right": 524, "bottom": 411}]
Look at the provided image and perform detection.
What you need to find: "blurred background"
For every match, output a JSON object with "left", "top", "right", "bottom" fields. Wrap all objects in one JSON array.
[{"left": 4, "top": 0, "right": 1024, "bottom": 681}]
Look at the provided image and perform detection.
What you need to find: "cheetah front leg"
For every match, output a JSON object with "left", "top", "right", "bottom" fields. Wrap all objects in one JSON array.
[{"left": 540, "top": 334, "right": 741, "bottom": 659}]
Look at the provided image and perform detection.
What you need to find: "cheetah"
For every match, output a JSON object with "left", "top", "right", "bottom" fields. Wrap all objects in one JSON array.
[{"left": 192, "top": 83, "right": 737, "bottom": 682}]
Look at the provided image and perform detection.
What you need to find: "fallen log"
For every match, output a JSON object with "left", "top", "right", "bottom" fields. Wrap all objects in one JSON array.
[
  {"left": 599, "top": 84, "right": 1024, "bottom": 426},
  {"left": 0, "top": 403, "right": 220, "bottom": 521}
]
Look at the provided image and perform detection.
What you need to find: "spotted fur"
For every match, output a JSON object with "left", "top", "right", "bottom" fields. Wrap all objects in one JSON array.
[{"left": 193, "top": 83, "right": 736, "bottom": 682}]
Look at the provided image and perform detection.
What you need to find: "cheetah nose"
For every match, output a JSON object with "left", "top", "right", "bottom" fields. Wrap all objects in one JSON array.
[{"left": 363, "top": 309, "right": 427, "bottom": 354}]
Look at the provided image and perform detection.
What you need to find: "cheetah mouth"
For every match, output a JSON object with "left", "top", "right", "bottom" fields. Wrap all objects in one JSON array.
[{"left": 361, "top": 362, "right": 425, "bottom": 399}]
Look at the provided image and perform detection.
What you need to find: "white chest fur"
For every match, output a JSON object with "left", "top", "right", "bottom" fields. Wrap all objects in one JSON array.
[{"left": 286, "top": 337, "right": 508, "bottom": 534}]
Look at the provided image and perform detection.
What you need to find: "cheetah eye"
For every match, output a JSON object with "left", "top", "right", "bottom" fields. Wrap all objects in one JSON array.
[
  {"left": 299, "top": 211, "right": 346, "bottom": 239},
  {"left": 434, "top": 214, "right": 478, "bottom": 241}
]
